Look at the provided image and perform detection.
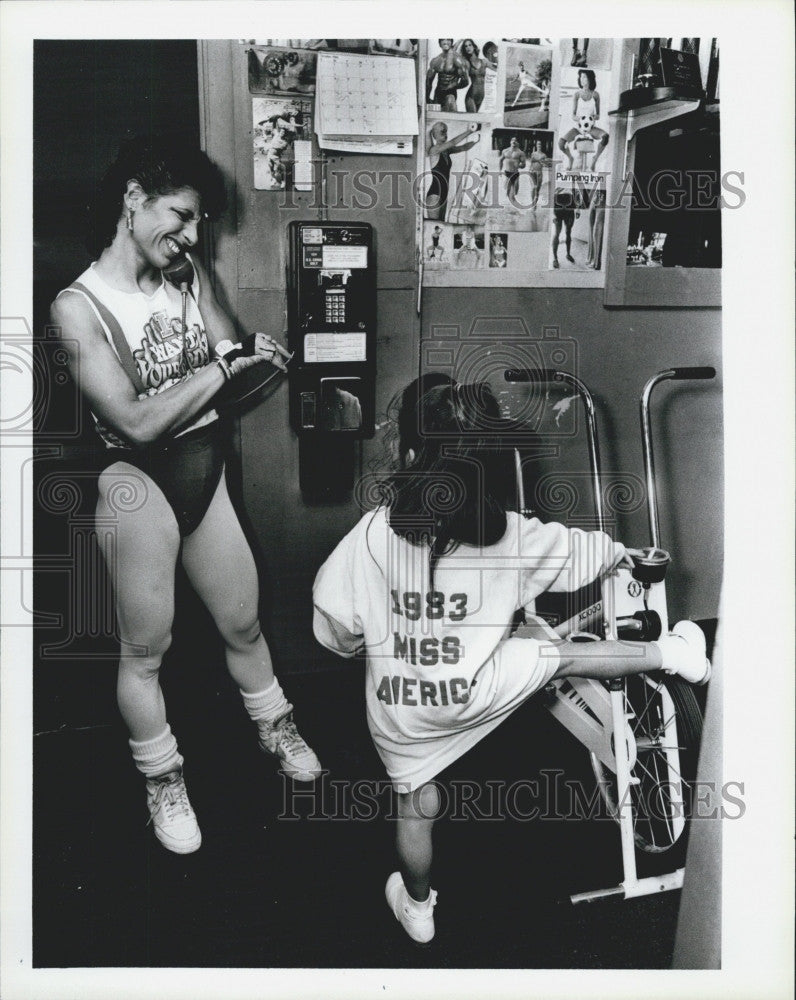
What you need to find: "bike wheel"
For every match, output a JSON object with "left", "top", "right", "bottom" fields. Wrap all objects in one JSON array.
[{"left": 590, "top": 674, "right": 703, "bottom": 857}]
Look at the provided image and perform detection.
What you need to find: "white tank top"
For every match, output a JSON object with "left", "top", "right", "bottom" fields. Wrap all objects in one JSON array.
[
  {"left": 58, "top": 258, "right": 217, "bottom": 447},
  {"left": 574, "top": 91, "right": 597, "bottom": 117}
]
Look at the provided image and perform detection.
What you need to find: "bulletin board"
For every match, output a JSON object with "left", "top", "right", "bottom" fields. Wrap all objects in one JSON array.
[{"left": 418, "top": 38, "right": 623, "bottom": 288}]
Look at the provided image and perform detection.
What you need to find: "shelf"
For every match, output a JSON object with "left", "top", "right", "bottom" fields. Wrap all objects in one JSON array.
[{"left": 610, "top": 86, "right": 703, "bottom": 140}]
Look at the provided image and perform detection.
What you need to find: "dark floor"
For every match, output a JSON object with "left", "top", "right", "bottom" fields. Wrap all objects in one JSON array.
[{"left": 33, "top": 617, "right": 702, "bottom": 970}]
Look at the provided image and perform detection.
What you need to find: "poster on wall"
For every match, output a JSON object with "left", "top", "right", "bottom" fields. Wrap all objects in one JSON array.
[
  {"left": 248, "top": 46, "right": 317, "bottom": 95},
  {"left": 421, "top": 117, "right": 551, "bottom": 275},
  {"left": 424, "top": 38, "right": 500, "bottom": 115},
  {"left": 549, "top": 39, "right": 614, "bottom": 271},
  {"left": 251, "top": 97, "right": 313, "bottom": 190},
  {"left": 502, "top": 42, "right": 552, "bottom": 129},
  {"left": 419, "top": 38, "right": 619, "bottom": 286}
]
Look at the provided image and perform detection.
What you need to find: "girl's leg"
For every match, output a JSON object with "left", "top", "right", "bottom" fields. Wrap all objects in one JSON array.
[
  {"left": 559, "top": 132, "right": 575, "bottom": 168},
  {"left": 553, "top": 623, "right": 710, "bottom": 685},
  {"left": 555, "top": 639, "right": 662, "bottom": 680},
  {"left": 395, "top": 782, "right": 441, "bottom": 901},
  {"left": 386, "top": 782, "right": 441, "bottom": 943},
  {"left": 97, "top": 462, "right": 180, "bottom": 743},
  {"left": 590, "top": 127, "right": 609, "bottom": 169},
  {"left": 181, "top": 469, "right": 321, "bottom": 779}
]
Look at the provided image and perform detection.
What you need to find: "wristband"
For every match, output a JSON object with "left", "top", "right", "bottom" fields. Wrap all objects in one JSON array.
[
  {"left": 215, "top": 333, "right": 257, "bottom": 366},
  {"left": 215, "top": 356, "right": 232, "bottom": 381}
]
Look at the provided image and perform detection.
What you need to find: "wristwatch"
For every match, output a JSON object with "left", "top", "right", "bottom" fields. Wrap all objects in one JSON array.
[
  {"left": 215, "top": 335, "right": 257, "bottom": 366},
  {"left": 215, "top": 339, "right": 237, "bottom": 361}
]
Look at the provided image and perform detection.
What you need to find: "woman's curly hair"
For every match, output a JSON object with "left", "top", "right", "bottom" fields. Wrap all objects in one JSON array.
[{"left": 86, "top": 133, "right": 227, "bottom": 257}]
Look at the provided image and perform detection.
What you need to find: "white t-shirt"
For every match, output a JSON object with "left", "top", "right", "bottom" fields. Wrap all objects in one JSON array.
[
  {"left": 57, "top": 258, "right": 217, "bottom": 447},
  {"left": 313, "top": 508, "right": 625, "bottom": 790}
]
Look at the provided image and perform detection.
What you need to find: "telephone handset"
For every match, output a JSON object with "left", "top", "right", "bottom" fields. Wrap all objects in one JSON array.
[
  {"left": 163, "top": 255, "right": 196, "bottom": 374},
  {"left": 162, "top": 254, "right": 195, "bottom": 289},
  {"left": 164, "top": 255, "right": 282, "bottom": 412}
]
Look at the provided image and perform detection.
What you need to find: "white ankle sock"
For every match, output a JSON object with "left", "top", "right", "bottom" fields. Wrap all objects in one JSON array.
[
  {"left": 240, "top": 678, "right": 291, "bottom": 723},
  {"left": 129, "top": 725, "right": 183, "bottom": 779},
  {"left": 405, "top": 889, "right": 434, "bottom": 913}
]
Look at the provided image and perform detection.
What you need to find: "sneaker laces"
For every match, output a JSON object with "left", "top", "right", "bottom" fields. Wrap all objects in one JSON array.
[
  {"left": 147, "top": 773, "right": 192, "bottom": 825},
  {"left": 274, "top": 714, "right": 312, "bottom": 756}
]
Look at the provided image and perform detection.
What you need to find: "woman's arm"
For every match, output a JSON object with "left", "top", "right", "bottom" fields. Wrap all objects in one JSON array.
[
  {"left": 191, "top": 254, "right": 290, "bottom": 370},
  {"left": 430, "top": 124, "right": 480, "bottom": 158},
  {"left": 51, "top": 291, "right": 263, "bottom": 446},
  {"left": 454, "top": 53, "right": 470, "bottom": 88},
  {"left": 593, "top": 91, "right": 601, "bottom": 119},
  {"left": 190, "top": 254, "right": 240, "bottom": 352}
]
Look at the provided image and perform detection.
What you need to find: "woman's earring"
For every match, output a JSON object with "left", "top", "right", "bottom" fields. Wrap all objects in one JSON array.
[{"left": 126, "top": 209, "right": 134, "bottom": 232}]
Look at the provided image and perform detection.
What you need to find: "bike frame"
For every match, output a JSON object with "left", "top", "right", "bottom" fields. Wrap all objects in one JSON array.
[{"left": 508, "top": 365, "right": 714, "bottom": 903}]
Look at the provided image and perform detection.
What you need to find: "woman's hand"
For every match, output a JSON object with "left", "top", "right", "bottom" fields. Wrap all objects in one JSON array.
[
  {"left": 251, "top": 332, "right": 292, "bottom": 373},
  {"left": 216, "top": 332, "right": 292, "bottom": 377}
]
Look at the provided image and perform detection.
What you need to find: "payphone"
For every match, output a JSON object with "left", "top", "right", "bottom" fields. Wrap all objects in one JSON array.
[{"left": 286, "top": 221, "right": 376, "bottom": 499}]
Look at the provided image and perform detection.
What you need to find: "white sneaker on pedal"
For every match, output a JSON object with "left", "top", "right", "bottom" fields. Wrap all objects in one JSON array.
[
  {"left": 658, "top": 620, "right": 712, "bottom": 685},
  {"left": 258, "top": 711, "right": 323, "bottom": 782},
  {"left": 146, "top": 769, "right": 202, "bottom": 854},
  {"left": 385, "top": 871, "right": 437, "bottom": 944}
]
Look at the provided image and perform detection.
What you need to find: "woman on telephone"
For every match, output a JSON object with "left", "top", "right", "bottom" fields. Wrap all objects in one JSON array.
[{"left": 50, "top": 135, "right": 322, "bottom": 855}]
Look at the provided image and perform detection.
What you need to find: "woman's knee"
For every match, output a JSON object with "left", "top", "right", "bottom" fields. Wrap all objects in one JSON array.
[
  {"left": 218, "top": 603, "right": 262, "bottom": 652},
  {"left": 118, "top": 623, "right": 172, "bottom": 681}
]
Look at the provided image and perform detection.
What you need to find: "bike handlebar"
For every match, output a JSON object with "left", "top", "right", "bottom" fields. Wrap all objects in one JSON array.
[
  {"left": 506, "top": 367, "right": 715, "bottom": 383},
  {"left": 668, "top": 367, "right": 716, "bottom": 381},
  {"left": 505, "top": 369, "right": 566, "bottom": 382}
]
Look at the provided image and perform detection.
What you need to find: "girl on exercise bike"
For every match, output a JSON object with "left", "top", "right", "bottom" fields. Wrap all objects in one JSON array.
[{"left": 312, "top": 377, "right": 710, "bottom": 943}]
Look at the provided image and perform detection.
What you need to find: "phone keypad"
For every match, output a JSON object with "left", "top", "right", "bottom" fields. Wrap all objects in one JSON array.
[{"left": 325, "top": 291, "right": 345, "bottom": 324}]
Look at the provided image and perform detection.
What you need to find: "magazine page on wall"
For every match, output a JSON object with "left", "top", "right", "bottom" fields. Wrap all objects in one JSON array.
[
  {"left": 424, "top": 38, "right": 500, "bottom": 117},
  {"left": 549, "top": 38, "right": 615, "bottom": 272},
  {"left": 252, "top": 96, "right": 313, "bottom": 191},
  {"left": 419, "top": 38, "right": 622, "bottom": 286}
]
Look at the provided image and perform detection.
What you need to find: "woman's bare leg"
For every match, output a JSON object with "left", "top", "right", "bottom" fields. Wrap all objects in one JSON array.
[
  {"left": 96, "top": 462, "right": 180, "bottom": 742},
  {"left": 180, "top": 469, "right": 273, "bottom": 694}
]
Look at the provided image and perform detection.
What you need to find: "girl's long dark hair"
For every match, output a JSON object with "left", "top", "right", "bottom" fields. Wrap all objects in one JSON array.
[{"left": 384, "top": 379, "right": 515, "bottom": 583}]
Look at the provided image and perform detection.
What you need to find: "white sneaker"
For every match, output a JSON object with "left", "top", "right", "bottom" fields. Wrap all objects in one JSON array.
[
  {"left": 658, "top": 620, "right": 712, "bottom": 685},
  {"left": 258, "top": 711, "right": 323, "bottom": 782},
  {"left": 385, "top": 871, "right": 437, "bottom": 944},
  {"left": 146, "top": 769, "right": 202, "bottom": 854}
]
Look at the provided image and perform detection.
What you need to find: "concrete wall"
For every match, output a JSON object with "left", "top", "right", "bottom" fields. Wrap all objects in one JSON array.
[{"left": 201, "top": 41, "right": 722, "bottom": 674}]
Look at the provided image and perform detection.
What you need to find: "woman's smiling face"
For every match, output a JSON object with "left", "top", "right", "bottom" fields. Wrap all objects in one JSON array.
[{"left": 128, "top": 185, "right": 203, "bottom": 268}]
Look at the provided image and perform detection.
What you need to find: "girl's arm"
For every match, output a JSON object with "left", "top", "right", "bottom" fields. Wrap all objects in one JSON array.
[
  {"left": 521, "top": 519, "right": 629, "bottom": 599},
  {"left": 312, "top": 532, "right": 365, "bottom": 656},
  {"left": 312, "top": 607, "right": 364, "bottom": 657},
  {"left": 594, "top": 91, "right": 601, "bottom": 119},
  {"left": 572, "top": 92, "right": 579, "bottom": 118}
]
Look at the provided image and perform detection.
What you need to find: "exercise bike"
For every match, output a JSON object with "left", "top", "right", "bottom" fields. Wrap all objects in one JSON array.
[{"left": 506, "top": 365, "right": 715, "bottom": 903}]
